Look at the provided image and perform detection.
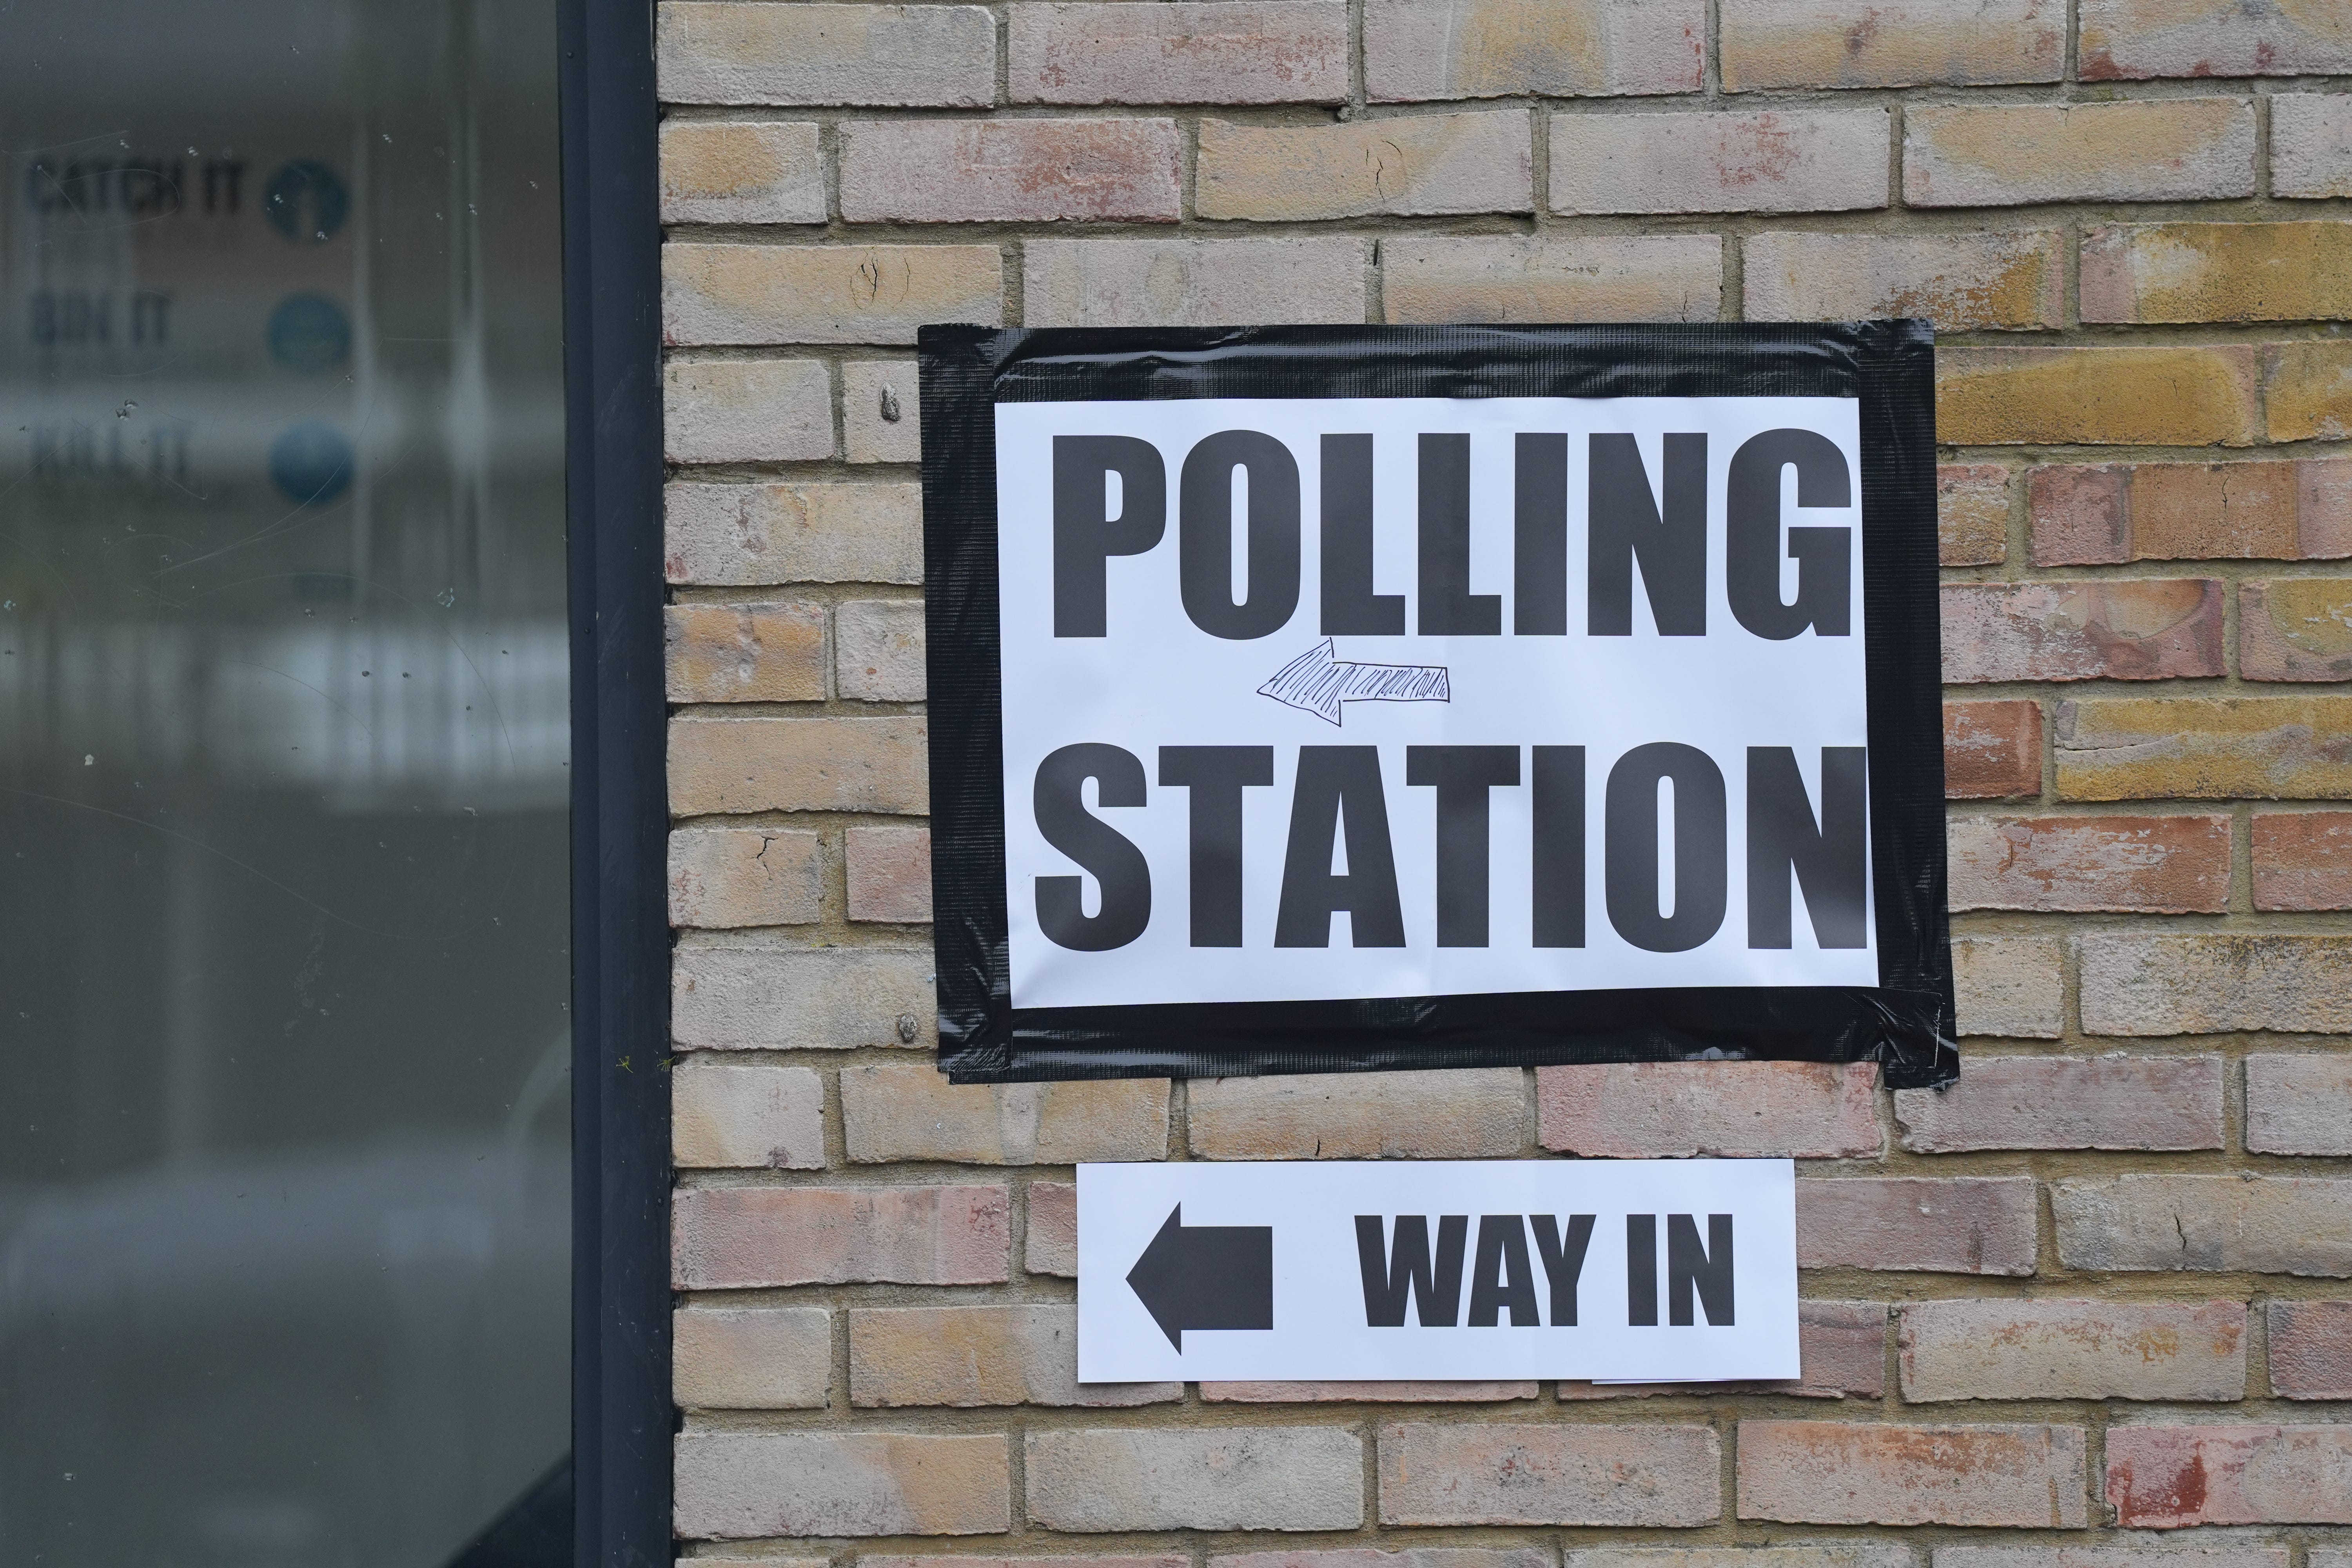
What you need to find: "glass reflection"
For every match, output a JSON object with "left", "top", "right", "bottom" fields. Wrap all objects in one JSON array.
[{"left": 0, "top": 2, "right": 572, "bottom": 1563}]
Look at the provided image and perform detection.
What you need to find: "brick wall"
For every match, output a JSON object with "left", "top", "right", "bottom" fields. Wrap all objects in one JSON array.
[{"left": 657, "top": 1, "right": 2352, "bottom": 1562}]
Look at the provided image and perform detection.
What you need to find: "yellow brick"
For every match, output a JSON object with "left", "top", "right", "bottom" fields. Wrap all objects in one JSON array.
[
  {"left": 2082, "top": 222, "right": 2352, "bottom": 324},
  {"left": 664, "top": 602, "right": 827, "bottom": 703},
  {"left": 1937, "top": 346, "right": 2262, "bottom": 446},
  {"left": 2240, "top": 579, "right": 2352, "bottom": 682},
  {"left": 1939, "top": 464, "right": 2011, "bottom": 566},
  {"left": 848, "top": 1305, "right": 1178, "bottom": 1407},
  {"left": 1195, "top": 111, "right": 1530, "bottom": 221},
  {"left": 1722, "top": 0, "right": 2063, "bottom": 90},
  {"left": 1380, "top": 235, "right": 1720, "bottom": 325},
  {"left": 669, "top": 715, "right": 929, "bottom": 815},
  {"left": 663, "top": 242, "right": 1003, "bottom": 346},
  {"left": 1366, "top": 0, "right": 1703, "bottom": 102},
  {"left": 2056, "top": 697, "right": 2352, "bottom": 800},
  {"left": 2266, "top": 340, "right": 2352, "bottom": 443},
  {"left": 659, "top": 120, "right": 826, "bottom": 224},
  {"left": 1745, "top": 231, "right": 2062, "bottom": 332},
  {"left": 840, "top": 1065, "right": 1171, "bottom": 1163}
]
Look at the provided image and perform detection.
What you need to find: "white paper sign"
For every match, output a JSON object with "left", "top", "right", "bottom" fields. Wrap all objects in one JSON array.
[
  {"left": 1077, "top": 1159, "right": 1799, "bottom": 1384},
  {"left": 996, "top": 396, "right": 1873, "bottom": 1013}
]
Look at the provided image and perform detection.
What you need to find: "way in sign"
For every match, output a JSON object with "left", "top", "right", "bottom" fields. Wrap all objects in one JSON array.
[{"left": 1079, "top": 1158, "right": 1798, "bottom": 1384}]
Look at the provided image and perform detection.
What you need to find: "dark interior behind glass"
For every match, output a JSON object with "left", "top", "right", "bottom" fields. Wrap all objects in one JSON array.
[{"left": 0, "top": 1, "right": 573, "bottom": 1561}]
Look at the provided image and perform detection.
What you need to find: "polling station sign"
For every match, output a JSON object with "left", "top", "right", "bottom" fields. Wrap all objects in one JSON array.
[
  {"left": 921, "top": 323, "right": 1954, "bottom": 1087},
  {"left": 1076, "top": 1160, "right": 1798, "bottom": 1384}
]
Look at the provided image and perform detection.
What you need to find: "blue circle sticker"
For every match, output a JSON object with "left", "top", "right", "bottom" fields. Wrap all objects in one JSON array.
[
  {"left": 264, "top": 160, "right": 348, "bottom": 243},
  {"left": 270, "top": 423, "right": 355, "bottom": 506},
  {"left": 266, "top": 293, "right": 352, "bottom": 374}
]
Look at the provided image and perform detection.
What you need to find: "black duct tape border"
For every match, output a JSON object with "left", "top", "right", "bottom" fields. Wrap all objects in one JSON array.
[{"left": 919, "top": 322, "right": 1958, "bottom": 1090}]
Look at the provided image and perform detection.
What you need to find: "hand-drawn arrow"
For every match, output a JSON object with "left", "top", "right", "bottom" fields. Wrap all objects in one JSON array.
[
  {"left": 1257, "top": 639, "right": 1450, "bottom": 727},
  {"left": 1126, "top": 1204, "right": 1274, "bottom": 1351}
]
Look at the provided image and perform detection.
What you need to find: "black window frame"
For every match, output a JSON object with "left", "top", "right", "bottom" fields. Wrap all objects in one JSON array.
[{"left": 560, "top": 0, "right": 671, "bottom": 1561}]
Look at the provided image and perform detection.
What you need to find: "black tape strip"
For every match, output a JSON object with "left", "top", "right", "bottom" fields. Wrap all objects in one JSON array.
[{"left": 919, "top": 322, "right": 1957, "bottom": 1090}]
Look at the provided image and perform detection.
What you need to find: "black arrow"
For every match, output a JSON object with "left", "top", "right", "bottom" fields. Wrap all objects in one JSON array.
[{"left": 1125, "top": 1203, "right": 1273, "bottom": 1351}]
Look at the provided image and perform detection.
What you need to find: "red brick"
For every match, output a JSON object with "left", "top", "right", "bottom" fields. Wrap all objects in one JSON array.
[
  {"left": 1947, "top": 815, "right": 2230, "bottom": 913},
  {"left": 1898, "top": 1299, "right": 2247, "bottom": 1402},
  {"left": 848, "top": 825, "right": 933, "bottom": 923},
  {"left": 1025, "top": 1180, "right": 1077, "bottom": 1276},
  {"left": 1894, "top": 1054, "right": 2225, "bottom": 1153},
  {"left": 672, "top": 1184, "right": 1009, "bottom": 1289},
  {"left": 2029, "top": 459, "right": 2352, "bottom": 565},
  {"left": 838, "top": 119, "right": 1181, "bottom": 223},
  {"left": 2254, "top": 812, "right": 2352, "bottom": 909},
  {"left": 1537, "top": 1061, "right": 1880, "bottom": 1158},
  {"left": 2107, "top": 1424, "right": 2352, "bottom": 1527},
  {"left": 1377, "top": 1423, "right": 1721, "bottom": 1526},
  {"left": 1941, "top": 581, "right": 2225, "bottom": 684},
  {"left": 1009, "top": 2, "right": 1348, "bottom": 105},
  {"left": 2269, "top": 1300, "right": 2352, "bottom": 1399},
  {"left": 1945, "top": 700, "right": 2042, "bottom": 799},
  {"left": 2245, "top": 1054, "right": 2352, "bottom": 1156},
  {"left": 1737, "top": 1421, "right": 2088, "bottom": 1527},
  {"left": 1797, "top": 1177, "right": 2038, "bottom": 1275},
  {"left": 1559, "top": 1298, "right": 1886, "bottom": 1401}
]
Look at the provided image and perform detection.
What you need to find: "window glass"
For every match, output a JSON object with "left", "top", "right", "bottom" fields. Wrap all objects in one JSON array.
[{"left": 0, "top": 2, "right": 572, "bottom": 1562}]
